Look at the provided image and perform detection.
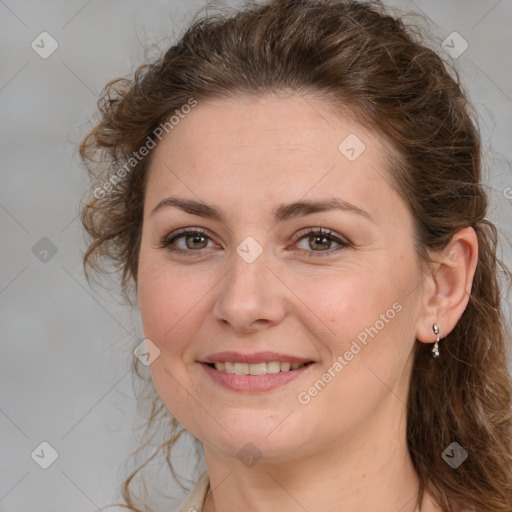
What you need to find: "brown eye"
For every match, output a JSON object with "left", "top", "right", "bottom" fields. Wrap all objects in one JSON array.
[
  {"left": 294, "top": 227, "right": 350, "bottom": 257},
  {"left": 182, "top": 233, "right": 209, "bottom": 250},
  {"left": 304, "top": 233, "right": 333, "bottom": 251},
  {"left": 160, "top": 228, "right": 215, "bottom": 255}
]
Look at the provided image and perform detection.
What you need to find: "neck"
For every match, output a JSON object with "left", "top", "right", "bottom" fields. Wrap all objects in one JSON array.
[{"left": 202, "top": 403, "right": 421, "bottom": 512}]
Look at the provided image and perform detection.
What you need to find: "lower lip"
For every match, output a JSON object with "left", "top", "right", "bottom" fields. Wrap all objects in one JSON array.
[{"left": 199, "top": 362, "right": 315, "bottom": 392}]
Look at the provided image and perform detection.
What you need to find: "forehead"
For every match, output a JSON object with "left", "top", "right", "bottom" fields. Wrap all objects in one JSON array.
[{"left": 144, "top": 94, "right": 400, "bottom": 218}]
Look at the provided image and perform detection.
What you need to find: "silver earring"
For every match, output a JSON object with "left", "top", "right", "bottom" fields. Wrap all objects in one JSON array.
[{"left": 432, "top": 323, "right": 440, "bottom": 358}]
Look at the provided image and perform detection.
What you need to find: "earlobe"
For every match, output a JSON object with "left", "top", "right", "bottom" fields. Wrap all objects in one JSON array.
[{"left": 415, "top": 226, "right": 479, "bottom": 347}]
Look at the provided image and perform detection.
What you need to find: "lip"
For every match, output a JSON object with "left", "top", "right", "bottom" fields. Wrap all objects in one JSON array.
[
  {"left": 199, "top": 361, "right": 316, "bottom": 392},
  {"left": 201, "top": 351, "right": 314, "bottom": 364}
]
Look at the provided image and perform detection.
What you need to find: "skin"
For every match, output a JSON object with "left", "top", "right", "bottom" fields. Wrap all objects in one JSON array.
[{"left": 136, "top": 94, "right": 478, "bottom": 512}]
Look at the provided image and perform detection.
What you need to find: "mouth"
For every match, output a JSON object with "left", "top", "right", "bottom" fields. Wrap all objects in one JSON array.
[
  {"left": 204, "top": 361, "right": 315, "bottom": 375},
  {"left": 199, "top": 360, "right": 316, "bottom": 392}
]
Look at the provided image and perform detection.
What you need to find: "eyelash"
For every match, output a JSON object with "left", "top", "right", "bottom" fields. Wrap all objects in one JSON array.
[{"left": 158, "top": 227, "right": 351, "bottom": 258}]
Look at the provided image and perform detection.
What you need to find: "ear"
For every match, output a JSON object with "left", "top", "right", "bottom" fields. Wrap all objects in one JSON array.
[{"left": 415, "top": 226, "right": 478, "bottom": 344}]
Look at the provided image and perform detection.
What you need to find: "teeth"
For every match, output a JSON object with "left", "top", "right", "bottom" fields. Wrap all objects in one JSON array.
[
  {"left": 212, "top": 361, "right": 308, "bottom": 375},
  {"left": 234, "top": 362, "right": 249, "bottom": 375},
  {"left": 249, "top": 362, "right": 266, "bottom": 375},
  {"left": 267, "top": 361, "right": 281, "bottom": 374},
  {"left": 280, "top": 362, "right": 291, "bottom": 372}
]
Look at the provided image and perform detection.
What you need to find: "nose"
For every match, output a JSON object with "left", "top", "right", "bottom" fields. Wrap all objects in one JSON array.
[{"left": 212, "top": 247, "right": 288, "bottom": 334}]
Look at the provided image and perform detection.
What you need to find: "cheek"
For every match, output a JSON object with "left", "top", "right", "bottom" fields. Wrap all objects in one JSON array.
[
  {"left": 293, "top": 263, "right": 403, "bottom": 340},
  {"left": 137, "top": 259, "right": 210, "bottom": 428},
  {"left": 295, "top": 270, "right": 415, "bottom": 418},
  {"left": 298, "top": 257, "right": 418, "bottom": 385},
  {"left": 137, "top": 258, "right": 201, "bottom": 356}
]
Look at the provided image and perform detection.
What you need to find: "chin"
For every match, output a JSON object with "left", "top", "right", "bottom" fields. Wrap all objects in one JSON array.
[{"left": 199, "top": 414, "right": 313, "bottom": 463}]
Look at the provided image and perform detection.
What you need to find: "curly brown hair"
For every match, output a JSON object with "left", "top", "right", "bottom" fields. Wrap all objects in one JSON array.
[{"left": 79, "top": 1, "right": 512, "bottom": 511}]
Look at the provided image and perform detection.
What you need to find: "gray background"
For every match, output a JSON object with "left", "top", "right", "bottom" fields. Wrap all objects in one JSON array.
[{"left": 1, "top": 1, "right": 511, "bottom": 511}]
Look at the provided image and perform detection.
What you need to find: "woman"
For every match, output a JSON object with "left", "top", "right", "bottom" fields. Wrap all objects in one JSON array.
[{"left": 79, "top": 1, "right": 512, "bottom": 511}]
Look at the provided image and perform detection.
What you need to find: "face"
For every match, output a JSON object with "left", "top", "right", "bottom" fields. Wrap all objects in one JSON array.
[{"left": 137, "top": 94, "right": 427, "bottom": 463}]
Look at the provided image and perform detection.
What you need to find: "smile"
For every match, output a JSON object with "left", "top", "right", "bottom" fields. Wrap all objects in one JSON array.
[
  {"left": 200, "top": 361, "right": 316, "bottom": 392},
  {"left": 209, "top": 361, "right": 311, "bottom": 375}
]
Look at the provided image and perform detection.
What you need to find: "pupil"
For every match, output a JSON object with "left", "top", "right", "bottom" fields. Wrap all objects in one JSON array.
[
  {"left": 312, "top": 235, "right": 329, "bottom": 250},
  {"left": 187, "top": 234, "right": 206, "bottom": 249}
]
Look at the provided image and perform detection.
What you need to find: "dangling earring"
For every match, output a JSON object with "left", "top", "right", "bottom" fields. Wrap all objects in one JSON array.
[{"left": 432, "top": 323, "right": 440, "bottom": 358}]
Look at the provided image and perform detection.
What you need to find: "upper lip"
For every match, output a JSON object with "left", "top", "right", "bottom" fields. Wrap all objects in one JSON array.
[{"left": 201, "top": 351, "right": 314, "bottom": 364}]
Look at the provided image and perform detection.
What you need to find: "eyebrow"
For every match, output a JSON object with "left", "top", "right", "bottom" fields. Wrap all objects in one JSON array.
[{"left": 150, "top": 196, "right": 374, "bottom": 223}]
